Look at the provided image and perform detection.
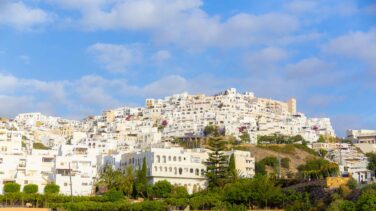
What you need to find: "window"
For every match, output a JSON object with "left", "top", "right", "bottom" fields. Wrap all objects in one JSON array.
[
  {"left": 163, "top": 156, "right": 166, "bottom": 163},
  {"left": 173, "top": 156, "right": 176, "bottom": 161},
  {"left": 64, "top": 183, "right": 68, "bottom": 186},
  {"left": 190, "top": 168, "right": 193, "bottom": 173},
  {"left": 195, "top": 169, "right": 199, "bottom": 176},
  {"left": 179, "top": 168, "right": 183, "bottom": 175},
  {"left": 154, "top": 166, "right": 157, "bottom": 171},
  {"left": 164, "top": 167, "right": 167, "bottom": 172},
  {"left": 156, "top": 155, "right": 160, "bottom": 163},
  {"left": 178, "top": 157, "right": 181, "bottom": 162}
]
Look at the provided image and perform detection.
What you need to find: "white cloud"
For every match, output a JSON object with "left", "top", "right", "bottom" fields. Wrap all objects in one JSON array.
[
  {"left": 323, "top": 28, "right": 376, "bottom": 73},
  {"left": 244, "top": 47, "right": 288, "bottom": 72},
  {"left": 0, "top": 1, "right": 51, "bottom": 29},
  {"left": 285, "top": 57, "right": 332, "bottom": 78},
  {"left": 285, "top": 1, "right": 318, "bottom": 14},
  {"left": 152, "top": 50, "right": 171, "bottom": 64},
  {"left": 47, "top": 0, "right": 299, "bottom": 49},
  {"left": 88, "top": 43, "right": 142, "bottom": 72},
  {"left": 142, "top": 75, "right": 189, "bottom": 97}
]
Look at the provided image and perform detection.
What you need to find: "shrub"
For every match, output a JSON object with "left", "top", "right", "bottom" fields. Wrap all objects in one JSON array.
[
  {"left": 33, "top": 142, "right": 49, "bottom": 150},
  {"left": 3, "top": 182, "right": 21, "bottom": 193},
  {"left": 44, "top": 183, "right": 60, "bottom": 194},
  {"left": 23, "top": 184, "right": 38, "bottom": 194},
  {"left": 347, "top": 177, "right": 358, "bottom": 190},
  {"left": 105, "top": 189, "right": 123, "bottom": 202},
  {"left": 281, "top": 158, "right": 290, "bottom": 169},
  {"left": 152, "top": 180, "right": 173, "bottom": 198}
]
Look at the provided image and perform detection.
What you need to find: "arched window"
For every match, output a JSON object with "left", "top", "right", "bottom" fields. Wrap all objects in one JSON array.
[
  {"left": 173, "top": 156, "right": 176, "bottom": 161},
  {"left": 163, "top": 156, "right": 166, "bottom": 163},
  {"left": 154, "top": 166, "right": 157, "bottom": 171},
  {"left": 164, "top": 167, "right": 167, "bottom": 172},
  {"left": 179, "top": 168, "right": 183, "bottom": 175},
  {"left": 178, "top": 156, "right": 182, "bottom": 162},
  {"left": 195, "top": 169, "right": 199, "bottom": 175},
  {"left": 168, "top": 156, "right": 171, "bottom": 161},
  {"left": 156, "top": 155, "right": 160, "bottom": 163}
]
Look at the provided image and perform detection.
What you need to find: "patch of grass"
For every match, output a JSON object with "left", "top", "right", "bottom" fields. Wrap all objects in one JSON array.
[
  {"left": 257, "top": 144, "right": 296, "bottom": 154},
  {"left": 257, "top": 144, "right": 318, "bottom": 156},
  {"left": 293, "top": 144, "right": 318, "bottom": 156},
  {"left": 33, "top": 142, "right": 50, "bottom": 150}
]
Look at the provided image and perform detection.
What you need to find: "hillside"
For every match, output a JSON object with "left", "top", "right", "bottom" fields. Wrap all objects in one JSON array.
[{"left": 237, "top": 144, "right": 319, "bottom": 175}]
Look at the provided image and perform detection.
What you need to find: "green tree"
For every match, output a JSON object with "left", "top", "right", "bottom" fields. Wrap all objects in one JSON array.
[
  {"left": 227, "top": 153, "right": 238, "bottom": 182},
  {"left": 239, "top": 132, "right": 250, "bottom": 143},
  {"left": 297, "top": 158, "right": 339, "bottom": 180},
  {"left": 204, "top": 125, "right": 219, "bottom": 137},
  {"left": 3, "top": 182, "right": 20, "bottom": 193},
  {"left": 120, "top": 166, "right": 135, "bottom": 197},
  {"left": 99, "top": 165, "right": 135, "bottom": 197},
  {"left": 152, "top": 180, "right": 173, "bottom": 198},
  {"left": 327, "top": 200, "right": 356, "bottom": 211},
  {"left": 136, "top": 157, "right": 148, "bottom": 197},
  {"left": 289, "top": 135, "right": 305, "bottom": 143},
  {"left": 99, "top": 165, "right": 118, "bottom": 190},
  {"left": 206, "top": 137, "right": 228, "bottom": 188},
  {"left": 366, "top": 153, "right": 376, "bottom": 175},
  {"left": 250, "top": 175, "right": 282, "bottom": 208},
  {"left": 317, "top": 135, "right": 326, "bottom": 143},
  {"left": 223, "top": 179, "right": 254, "bottom": 208},
  {"left": 347, "top": 177, "right": 358, "bottom": 190},
  {"left": 44, "top": 183, "right": 60, "bottom": 194},
  {"left": 319, "top": 148, "right": 328, "bottom": 158},
  {"left": 23, "top": 184, "right": 38, "bottom": 194},
  {"left": 166, "top": 186, "right": 190, "bottom": 209},
  {"left": 356, "top": 193, "right": 376, "bottom": 211}
]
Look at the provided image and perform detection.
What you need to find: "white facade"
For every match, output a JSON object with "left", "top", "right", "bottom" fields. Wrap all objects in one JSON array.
[{"left": 121, "top": 147, "right": 208, "bottom": 194}]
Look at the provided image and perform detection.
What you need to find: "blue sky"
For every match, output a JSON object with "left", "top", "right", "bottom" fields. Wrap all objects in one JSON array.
[{"left": 0, "top": 0, "right": 375, "bottom": 136}]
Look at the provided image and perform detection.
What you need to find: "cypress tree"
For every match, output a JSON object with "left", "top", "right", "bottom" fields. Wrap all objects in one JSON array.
[
  {"left": 227, "top": 153, "right": 238, "bottom": 182},
  {"left": 136, "top": 157, "right": 148, "bottom": 197}
]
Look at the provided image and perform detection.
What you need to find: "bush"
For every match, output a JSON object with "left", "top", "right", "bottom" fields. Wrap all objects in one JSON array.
[
  {"left": 347, "top": 177, "right": 358, "bottom": 190},
  {"left": 23, "top": 184, "right": 38, "bottom": 194},
  {"left": 105, "top": 189, "right": 124, "bottom": 202},
  {"left": 33, "top": 142, "right": 49, "bottom": 150},
  {"left": 44, "top": 183, "right": 60, "bottom": 194},
  {"left": 152, "top": 180, "right": 173, "bottom": 198},
  {"left": 3, "top": 182, "right": 21, "bottom": 193},
  {"left": 281, "top": 158, "right": 290, "bottom": 169}
]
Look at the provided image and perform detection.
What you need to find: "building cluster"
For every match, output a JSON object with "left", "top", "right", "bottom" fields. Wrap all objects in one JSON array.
[
  {"left": 0, "top": 88, "right": 339, "bottom": 195},
  {"left": 312, "top": 142, "right": 373, "bottom": 184}
]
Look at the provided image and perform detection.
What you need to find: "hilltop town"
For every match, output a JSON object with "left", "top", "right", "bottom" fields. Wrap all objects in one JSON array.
[{"left": 0, "top": 88, "right": 374, "bottom": 202}]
